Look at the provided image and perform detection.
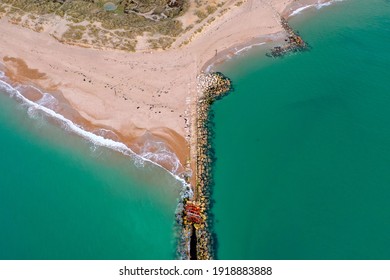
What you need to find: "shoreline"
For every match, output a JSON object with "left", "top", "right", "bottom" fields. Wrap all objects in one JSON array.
[
  {"left": 0, "top": 0, "right": 319, "bottom": 156},
  {"left": 201, "top": 32, "right": 283, "bottom": 73},
  {"left": 201, "top": 0, "right": 339, "bottom": 72},
  {"left": 0, "top": 0, "right": 341, "bottom": 260},
  {"left": 0, "top": 59, "right": 190, "bottom": 176},
  {"left": 0, "top": 74, "right": 191, "bottom": 189}
]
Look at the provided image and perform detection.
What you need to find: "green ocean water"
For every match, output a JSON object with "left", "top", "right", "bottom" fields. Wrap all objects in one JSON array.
[
  {"left": 213, "top": 0, "right": 390, "bottom": 259},
  {"left": 0, "top": 91, "right": 181, "bottom": 259}
]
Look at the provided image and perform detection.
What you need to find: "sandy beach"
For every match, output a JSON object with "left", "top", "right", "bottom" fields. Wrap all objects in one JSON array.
[{"left": 0, "top": 0, "right": 327, "bottom": 174}]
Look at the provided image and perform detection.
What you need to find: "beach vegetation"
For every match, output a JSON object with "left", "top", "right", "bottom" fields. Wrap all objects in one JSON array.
[
  {"left": 2, "top": 0, "right": 188, "bottom": 51},
  {"left": 195, "top": 0, "right": 202, "bottom": 8},
  {"left": 207, "top": 17, "right": 215, "bottom": 24},
  {"left": 2, "top": 0, "right": 226, "bottom": 51},
  {"left": 195, "top": 9, "right": 207, "bottom": 22},
  {"left": 148, "top": 36, "right": 175, "bottom": 50},
  {"left": 34, "top": 25, "right": 45, "bottom": 32},
  {"left": 206, "top": 5, "right": 217, "bottom": 14},
  {"left": 62, "top": 25, "right": 86, "bottom": 41},
  {"left": 0, "top": 4, "right": 7, "bottom": 15},
  {"left": 185, "top": 24, "right": 194, "bottom": 32}
]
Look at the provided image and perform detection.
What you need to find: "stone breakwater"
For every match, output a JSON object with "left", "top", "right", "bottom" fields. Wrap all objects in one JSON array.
[
  {"left": 176, "top": 16, "right": 304, "bottom": 260},
  {"left": 176, "top": 72, "right": 231, "bottom": 260},
  {"left": 267, "top": 17, "right": 308, "bottom": 57}
]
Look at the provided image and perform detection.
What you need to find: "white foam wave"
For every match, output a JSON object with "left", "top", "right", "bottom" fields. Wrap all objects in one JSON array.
[
  {"left": 37, "top": 92, "right": 59, "bottom": 109},
  {"left": 289, "top": 0, "right": 344, "bottom": 17},
  {"left": 317, "top": 2, "right": 332, "bottom": 9},
  {"left": 205, "top": 39, "right": 268, "bottom": 72},
  {"left": 139, "top": 138, "right": 182, "bottom": 174},
  {"left": 290, "top": 4, "right": 314, "bottom": 17},
  {"left": 0, "top": 78, "right": 190, "bottom": 188},
  {"left": 205, "top": 64, "right": 214, "bottom": 73},
  {"left": 314, "top": 0, "right": 343, "bottom": 10},
  {"left": 93, "top": 128, "right": 120, "bottom": 142},
  {"left": 234, "top": 42, "right": 266, "bottom": 55},
  {"left": 27, "top": 105, "right": 43, "bottom": 120}
]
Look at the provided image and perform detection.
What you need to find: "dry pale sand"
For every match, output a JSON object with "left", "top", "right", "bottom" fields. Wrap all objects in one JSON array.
[{"left": 0, "top": 0, "right": 325, "bottom": 173}]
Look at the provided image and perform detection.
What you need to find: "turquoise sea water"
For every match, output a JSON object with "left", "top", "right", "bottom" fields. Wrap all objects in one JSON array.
[
  {"left": 1, "top": 0, "right": 389, "bottom": 261},
  {"left": 0, "top": 90, "right": 181, "bottom": 259},
  {"left": 213, "top": 0, "right": 390, "bottom": 259}
]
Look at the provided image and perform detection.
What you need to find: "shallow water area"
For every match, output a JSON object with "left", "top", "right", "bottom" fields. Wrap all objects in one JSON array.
[
  {"left": 212, "top": 0, "right": 390, "bottom": 259},
  {"left": 0, "top": 82, "right": 182, "bottom": 259}
]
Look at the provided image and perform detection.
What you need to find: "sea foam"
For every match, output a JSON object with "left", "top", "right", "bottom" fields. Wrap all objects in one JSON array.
[
  {"left": 0, "top": 75, "right": 190, "bottom": 190},
  {"left": 290, "top": 0, "right": 344, "bottom": 17},
  {"left": 234, "top": 42, "right": 266, "bottom": 55}
]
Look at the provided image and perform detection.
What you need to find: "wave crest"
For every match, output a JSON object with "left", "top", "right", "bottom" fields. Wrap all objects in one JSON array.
[
  {"left": 0, "top": 74, "right": 189, "bottom": 189},
  {"left": 139, "top": 133, "right": 183, "bottom": 174},
  {"left": 289, "top": 0, "right": 344, "bottom": 17}
]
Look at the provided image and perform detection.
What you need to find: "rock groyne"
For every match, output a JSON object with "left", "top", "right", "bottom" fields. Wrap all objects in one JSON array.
[
  {"left": 268, "top": 17, "right": 308, "bottom": 57},
  {"left": 177, "top": 72, "right": 231, "bottom": 260},
  {"left": 192, "top": 72, "right": 231, "bottom": 260},
  {"left": 177, "top": 16, "right": 307, "bottom": 259}
]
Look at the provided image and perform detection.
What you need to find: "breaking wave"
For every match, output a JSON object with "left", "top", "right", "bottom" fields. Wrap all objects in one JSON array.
[
  {"left": 289, "top": 0, "right": 344, "bottom": 17},
  {"left": 0, "top": 74, "right": 191, "bottom": 195},
  {"left": 234, "top": 42, "right": 266, "bottom": 55},
  {"left": 138, "top": 132, "right": 183, "bottom": 175}
]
